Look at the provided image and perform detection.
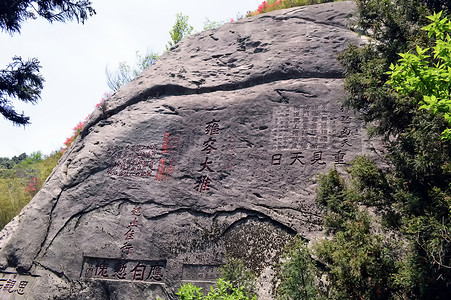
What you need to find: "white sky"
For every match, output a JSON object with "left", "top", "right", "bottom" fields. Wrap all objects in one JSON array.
[{"left": 0, "top": 0, "right": 262, "bottom": 158}]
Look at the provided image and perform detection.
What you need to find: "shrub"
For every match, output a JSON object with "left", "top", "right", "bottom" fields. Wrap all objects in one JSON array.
[{"left": 176, "top": 279, "right": 256, "bottom": 300}]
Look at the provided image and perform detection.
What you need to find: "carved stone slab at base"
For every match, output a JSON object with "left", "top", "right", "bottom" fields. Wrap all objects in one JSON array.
[
  {"left": 0, "top": 272, "right": 38, "bottom": 299},
  {"left": 0, "top": 2, "right": 371, "bottom": 299}
]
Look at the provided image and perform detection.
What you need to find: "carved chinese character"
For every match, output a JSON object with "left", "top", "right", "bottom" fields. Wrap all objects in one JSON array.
[
  {"left": 156, "top": 159, "right": 168, "bottom": 181},
  {"left": 340, "top": 115, "right": 352, "bottom": 123},
  {"left": 132, "top": 206, "right": 142, "bottom": 216},
  {"left": 113, "top": 261, "right": 128, "bottom": 280},
  {"left": 131, "top": 262, "right": 147, "bottom": 281},
  {"left": 120, "top": 242, "right": 134, "bottom": 255},
  {"left": 84, "top": 262, "right": 95, "bottom": 277},
  {"left": 16, "top": 281, "right": 28, "bottom": 295},
  {"left": 171, "top": 135, "right": 181, "bottom": 151},
  {"left": 156, "top": 159, "right": 174, "bottom": 181},
  {"left": 198, "top": 157, "right": 214, "bottom": 172},
  {"left": 147, "top": 266, "right": 163, "bottom": 281},
  {"left": 162, "top": 132, "right": 170, "bottom": 153},
  {"left": 311, "top": 151, "right": 326, "bottom": 165},
  {"left": 129, "top": 218, "right": 138, "bottom": 228},
  {"left": 195, "top": 175, "right": 211, "bottom": 192},
  {"left": 201, "top": 137, "right": 217, "bottom": 154},
  {"left": 340, "top": 127, "right": 352, "bottom": 136},
  {"left": 333, "top": 150, "right": 346, "bottom": 164},
  {"left": 95, "top": 261, "right": 109, "bottom": 278},
  {"left": 290, "top": 152, "right": 305, "bottom": 165},
  {"left": 340, "top": 138, "right": 352, "bottom": 147},
  {"left": 0, "top": 279, "right": 6, "bottom": 290},
  {"left": 271, "top": 154, "right": 282, "bottom": 165},
  {"left": 2, "top": 279, "right": 16, "bottom": 293},
  {"left": 205, "top": 119, "right": 220, "bottom": 135},
  {"left": 124, "top": 228, "right": 135, "bottom": 240}
]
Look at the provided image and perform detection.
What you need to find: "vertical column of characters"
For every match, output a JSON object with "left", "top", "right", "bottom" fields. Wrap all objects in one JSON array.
[
  {"left": 195, "top": 119, "right": 220, "bottom": 193},
  {"left": 119, "top": 206, "right": 142, "bottom": 256},
  {"left": 156, "top": 132, "right": 181, "bottom": 181}
]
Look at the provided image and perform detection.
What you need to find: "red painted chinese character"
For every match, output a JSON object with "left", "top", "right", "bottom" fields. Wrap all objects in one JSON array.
[
  {"left": 113, "top": 262, "right": 128, "bottom": 280},
  {"left": 129, "top": 218, "right": 138, "bottom": 228},
  {"left": 95, "top": 261, "right": 109, "bottom": 278},
  {"left": 155, "top": 159, "right": 174, "bottom": 181},
  {"left": 146, "top": 266, "right": 163, "bottom": 281},
  {"left": 132, "top": 206, "right": 142, "bottom": 216},
  {"left": 195, "top": 175, "right": 211, "bottom": 193},
  {"left": 156, "top": 159, "right": 168, "bottom": 181},
  {"left": 124, "top": 228, "right": 135, "bottom": 240},
  {"left": 120, "top": 242, "right": 134, "bottom": 255},
  {"left": 131, "top": 262, "right": 147, "bottom": 281}
]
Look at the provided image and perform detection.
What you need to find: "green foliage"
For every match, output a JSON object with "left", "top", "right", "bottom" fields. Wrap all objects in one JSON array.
[
  {"left": 219, "top": 258, "right": 256, "bottom": 298},
  {"left": 176, "top": 279, "right": 256, "bottom": 300},
  {"left": 0, "top": 0, "right": 95, "bottom": 34},
  {"left": 0, "top": 0, "right": 95, "bottom": 126},
  {"left": 106, "top": 51, "right": 159, "bottom": 92},
  {"left": 313, "top": 165, "right": 398, "bottom": 299},
  {"left": 0, "top": 151, "right": 61, "bottom": 229},
  {"left": 388, "top": 11, "right": 451, "bottom": 140},
  {"left": 276, "top": 238, "right": 319, "bottom": 300},
  {"left": 329, "top": 1, "right": 451, "bottom": 297},
  {"left": 0, "top": 56, "right": 44, "bottom": 125},
  {"left": 166, "top": 13, "right": 193, "bottom": 50},
  {"left": 203, "top": 18, "right": 226, "bottom": 31}
]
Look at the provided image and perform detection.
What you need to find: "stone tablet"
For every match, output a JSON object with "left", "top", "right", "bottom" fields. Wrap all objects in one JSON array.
[{"left": 0, "top": 2, "right": 372, "bottom": 299}]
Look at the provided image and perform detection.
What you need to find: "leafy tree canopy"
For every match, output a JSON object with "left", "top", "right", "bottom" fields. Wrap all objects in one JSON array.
[
  {"left": 166, "top": 13, "right": 193, "bottom": 50},
  {"left": 388, "top": 11, "right": 451, "bottom": 140},
  {"left": 0, "top": 0, "right": 95, "bottom": 126},
  {"left": 0, "top": 0, "right": 95, "bottom": 34},
  {"left": 106, "top": 51, "right": 159, "bottom": 92}
]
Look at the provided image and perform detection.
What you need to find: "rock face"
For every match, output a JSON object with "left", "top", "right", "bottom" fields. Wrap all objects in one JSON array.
[{"left": 0, "top": 2, "right": 371, "bottom": 299}]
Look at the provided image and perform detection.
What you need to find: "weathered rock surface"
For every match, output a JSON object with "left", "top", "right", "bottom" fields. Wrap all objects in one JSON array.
[{"left": 0, "top": 2, "right": 373, "bottom": 299}]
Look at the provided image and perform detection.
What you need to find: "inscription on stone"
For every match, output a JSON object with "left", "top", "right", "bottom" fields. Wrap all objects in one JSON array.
[
  {"left": 271, "top": 150, "right": 346, "bottom": 166},
  {"left": 82, "top": 257, "right": 166, "bottom": 282},
  {"left": 119, "top": 206, "right": 142, "bottom": 256},
  {"left": 0, "top": 272, "right": 38, "bottom": 298},
  {"left": 270, "top": 106, "right": 361, "bottom": 151},
  {"left": 195, "top": 119, "right": 221, "bottom": 193},
  {"left": 107, "top": 145, "right": 157, "bottom": 177},
  {"left": 156, "top": 131, "right": 181, "bottom": 181}
]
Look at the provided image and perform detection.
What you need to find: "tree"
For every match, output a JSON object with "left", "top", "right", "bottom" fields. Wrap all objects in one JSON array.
[
  {"left": 176, "top": 279, "right": 256, "bottom": 300},
  {"left": 333, "top": 0, "right": 451, "bottom": 298},
  {"left": 276, "top": 238, "right": 319, "bottom": 300},
  {"left": 166, "top": 13, "right": 193, "bottom": 50},
  {"left": 105, "top": 51, "right": 159, "bottom": 92},
  {"left": 0, "top": 0, "right": 95, "bottom": 126}
]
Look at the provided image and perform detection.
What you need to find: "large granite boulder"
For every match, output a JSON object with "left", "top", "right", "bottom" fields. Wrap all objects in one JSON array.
[{"left": 0, "top": 1, "right": 372, "bottom": 299}]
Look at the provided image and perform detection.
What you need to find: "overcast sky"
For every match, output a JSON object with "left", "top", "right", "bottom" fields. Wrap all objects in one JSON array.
[{"left": 0, "top": 0, "right": 262, "bottom": 158}]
